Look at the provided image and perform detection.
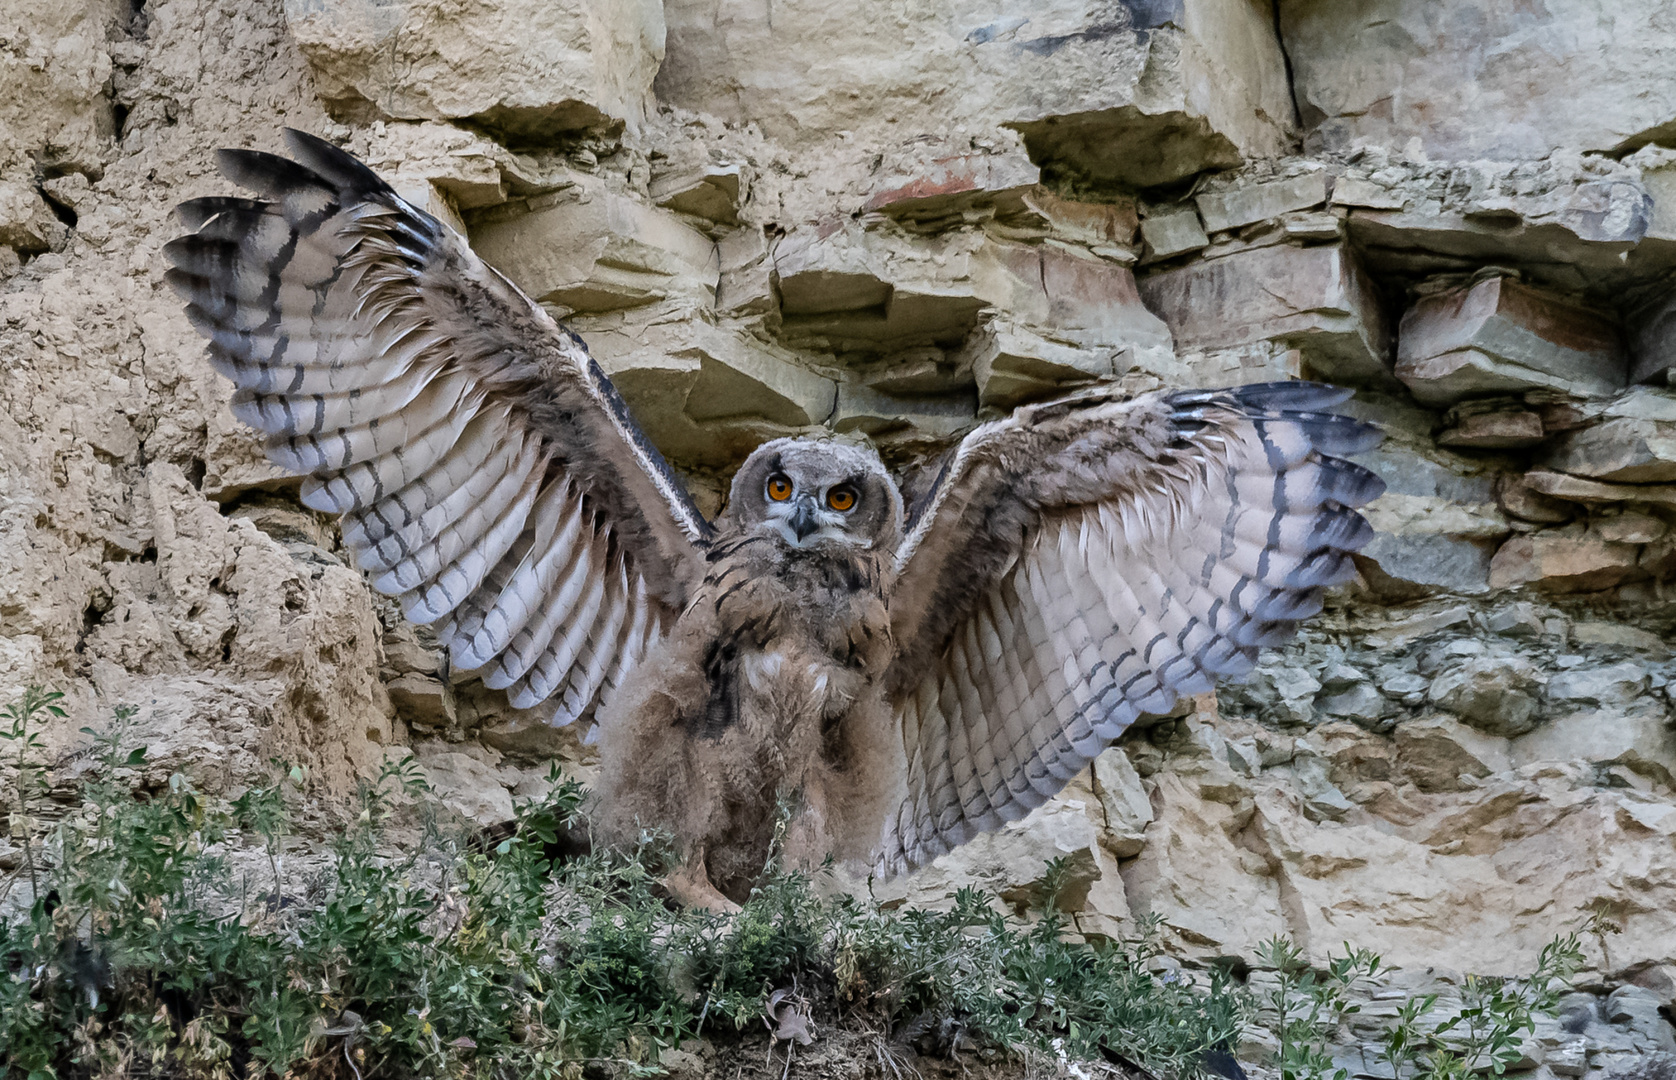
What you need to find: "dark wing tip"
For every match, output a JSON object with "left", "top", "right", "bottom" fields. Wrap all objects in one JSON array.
[{"left": 283, "top": 128, "right": 393, "bottom": 197}]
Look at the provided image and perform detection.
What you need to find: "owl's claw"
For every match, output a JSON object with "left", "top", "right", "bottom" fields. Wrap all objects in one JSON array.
[{"left": 660, "top": 848, "right": 742, "bottom": 914}]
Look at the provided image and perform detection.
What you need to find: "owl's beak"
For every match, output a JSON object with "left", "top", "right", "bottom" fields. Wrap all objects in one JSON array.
[{"left": 788, "top": 498, "right": 820, "bottom": 542}]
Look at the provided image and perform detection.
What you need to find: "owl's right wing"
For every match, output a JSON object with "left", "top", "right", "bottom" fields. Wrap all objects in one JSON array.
[
  {"left": 164, "top": 130, "right": 712, "bottom": 731},
  {"left": 878, "top": 382, "right": 1385, "bottom": 874}
]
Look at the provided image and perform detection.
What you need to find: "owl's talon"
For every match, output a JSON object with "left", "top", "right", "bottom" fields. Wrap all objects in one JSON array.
[{"left": 661, "top": 851, "right": 742, "bottom": 914}]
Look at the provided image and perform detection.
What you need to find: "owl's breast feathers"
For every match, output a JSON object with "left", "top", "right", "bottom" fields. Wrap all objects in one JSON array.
[{"left": 678, "top": 531, "right": 894, "bottom": 738}]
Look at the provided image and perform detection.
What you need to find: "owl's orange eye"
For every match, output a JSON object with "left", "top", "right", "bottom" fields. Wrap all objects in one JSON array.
[
  {"left": 766, "top": 475, "right": 794, "bottom": 502},
  {"left": 826, "top": 486, "right": 858, "bottom": 512}
]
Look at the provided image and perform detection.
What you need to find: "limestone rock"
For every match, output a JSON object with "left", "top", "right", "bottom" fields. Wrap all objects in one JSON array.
[
  {"left": 416, "top": 749, "right": 516, "bottom": 826},
  {"left": 1195, "top": 173, "right": 1329, "bottom": 234},
  {"left": 874, "top": 777, "right": 1129, "bottom": 934},
  {"left": 1280, "top": 0, "right": 1676, "bottom": 159},
  {"left": 579, "top": 317, "right": 836, "bottom": 467},
  {"left": 0, "top": 176, "right": 69, "bottom": 254},
  {"left": 1489, "top": 530, "right": 1644, "bottom": 592},
  {"left": 283, "top": 0, "right": 665, "bottom": 138},
  {"left": 0, "top": 0, "right": 119, "bottom": 177},
  {"left": 1332, "top": 177, "right": 1406, "bottom": 211},
  {"left": 1497, "top": 473, "right": 1577, "bottom": 524},
  {"left": 651, "top": 163, "right": 744, "bottom": 225},
  {"left": 863, "top": 151, "right": 1039, "bottom": 218},
  {"left": 1546, "top": 663, "right": 1651, "bottom": 707},
  {"left": 386, "top": 672, "right": 455, "bottom": 730},
  {"left": 1523, "top": 469, "right": 1676, "bottom": 509},
  {"left": 1428, "top": 656, "right": 1544, "bottom": 736},
  {"left": 1091, "top": 747, "right": 1152, "bottom": 858},
  {"left": 1514, "top": 707, "right": 1676, "bottom": 787},
  {"left": 1139, "top": 206, "right": 1209, "bottom": 261},
  {"left": 1545, "top": 418, "right": 1676, "bottom": 483},
  {"left": 658, "top": 0, "right": 1295, "bottom": 205},
  {"left": 1437, "top": 409, "right": 1545, "bottom": 449},
  {"left": 1395, "top": 277, "right": 1626, "bottom": 406},
  {"left": 1628, "top": 289, "right": 1676, "bottom": 385},
  {"left": 1395, "top": 715, "right": 1511, "bottom": 792},
  {"left": 1137, "top": 243, "right": 1391, "bottom": 385},
  {"left": 470, "top": 184, "right": 717, "bottom": 314}
]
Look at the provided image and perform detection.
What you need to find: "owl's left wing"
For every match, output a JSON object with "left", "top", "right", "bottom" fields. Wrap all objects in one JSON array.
[
  {"left": 879, "top": 382, "right": 1384, "bottom": 874},
  {"left": 163, "top": 130, "right": 712, "bottom": 733}
]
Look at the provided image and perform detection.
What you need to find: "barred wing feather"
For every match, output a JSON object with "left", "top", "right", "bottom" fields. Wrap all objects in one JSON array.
[
  {"left": 164, "top": 129, "right": 710, "bottom": 732},
  {"left": 881, "top": 382, "right": 1384, "bottom": 873}
]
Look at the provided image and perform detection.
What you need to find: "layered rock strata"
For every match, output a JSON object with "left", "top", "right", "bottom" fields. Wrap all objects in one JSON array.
[{"left": 3, "top": 0, "right": 1676, "bottom": 1072}]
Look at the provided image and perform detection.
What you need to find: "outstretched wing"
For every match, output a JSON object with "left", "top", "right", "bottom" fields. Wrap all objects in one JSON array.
[
  {"left": 164, "top": 129, "right": 712, "bottom": 731},
  {"left": 879, "top": 382, "right": 1384, "bottom": 873}
]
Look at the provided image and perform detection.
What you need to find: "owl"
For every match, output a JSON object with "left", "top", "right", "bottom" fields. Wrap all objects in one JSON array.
[{"left": 165, "top": 131, "right": 1384, "bottom": 909}]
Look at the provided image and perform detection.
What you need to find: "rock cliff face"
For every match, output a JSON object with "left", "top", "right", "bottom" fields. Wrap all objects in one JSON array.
[{"left": 3, "top": 0, "right": 1675, "bottom": 1070}]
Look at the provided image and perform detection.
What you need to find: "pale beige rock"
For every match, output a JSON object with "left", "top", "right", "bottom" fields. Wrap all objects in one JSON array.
[
  {"left": 658, "top": 0, "right": 1295, "bottom": 204},
  {"left": 1514, "top": 707, "right": 1676, "bottom": 788},
  {"left": 1136, "top": 242, "right": 1391, "bottom": 385},
  {"left": 875, "top": 776, "right": 1130, "bottom": 935},
  {"left": 1091, "top": 747, "right": 1153, "bottom": 858},
  {"left": 1140, "top": 207, "right": 1210, "bottom": 261},
  {"left": 417, "top": 749, "right": 516, "bottom": 825},
  {"left": 651, "top": 163, "right": 743, "bottom": 225},
  {"left": 386, "top": 672, "right": 455, "bottom": 729},
  {"left": 1331, "top": 177, "right": 1405, "bottom": 211},
  {"left": 1195, "top": 173, "right": 1328, "bottom": 233},
  {"left": 1395, "top": 715, "right": 1512, "bottom": 792},
  {"left": 1545, "top": 418, "right": 1676, "bottom": 483},
  {"left": 0, "top": 176, "right": 69, "bottom": 254},
  {"left": 1395, "top": 277, "right": 1626, "bottom": 406},
  {"left": 1281, "top": 0, "right": 1676, "bottom": 158},
  {"left": 283, "top": 0, "right": 665, "bottom": 138},
  {"left": 578, "top": 316, "right": 835, "bottom": 466},
  {"left": 1523, "top": 469, "right": 1676, "bottom": 509},
  {"left": 471, "top": 183, "right": 717, "bottom": 314},
  {"left": 1489, "top": 529, "right": 1643, "bottom": 592},
  {"left": 0, "top": 0, "right": 120, "bottom": 176}
]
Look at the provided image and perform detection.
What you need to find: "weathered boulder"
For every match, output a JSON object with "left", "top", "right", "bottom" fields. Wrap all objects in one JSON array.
[
  {"left": 0, "top": 0, "right": 119, "bottom": 177},
  {"left": 283, "top": 0, "right": 665, "bottom": 138},
  {"left": 1195, "top": 172, "right": 1328, "bottom": 233},
  {"left": 1394, "top": 714, "right": 1512, "bottom": 792},
  {"left": 1545, "top": 417, "right": 1676, "bottom": 483},
  {"left": 1514, "top": 706, "right": 1675, "bottom": 787},
  {"left": 1395, "top": 276, "right": 1626, "bottom": 406},
  {"left": 657, "top": 0, "right": 1294, "bottom": 208},
  {"left": 1428, "top": 656, "right": 1545, "bottom": 737},
  {"left": 1136, "top": 243, "right": 1390, "bottom": 385},
  {"left": 1279, "top": 0, "right": 1676, "bottom": 159},
  {"left": 1489, "top": 528, "right": 1644, "bottom": 592},
  {"left": 470, "top": 184, "right": 717, "bottom": 314}
]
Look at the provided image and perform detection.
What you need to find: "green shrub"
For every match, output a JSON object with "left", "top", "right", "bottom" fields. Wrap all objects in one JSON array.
[{"left": 0, "top": 690, "right": 1579, "bottom": 1080}]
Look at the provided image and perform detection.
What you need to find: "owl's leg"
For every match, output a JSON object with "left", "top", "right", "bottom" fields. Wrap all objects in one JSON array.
[{"left": 660, "top": 844, "right": 742, "bottom": 914}]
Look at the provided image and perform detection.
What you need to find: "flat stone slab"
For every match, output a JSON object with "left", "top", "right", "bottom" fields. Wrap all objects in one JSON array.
[
  {"left": 1395, "top": 276, "right": 1626, "bottom": 406},
  {"left": 1140, "top": 207, "right": 1210, "bottom": 260},
  {"left": 1437, "top": 410, "right": 1545, "bottom": 449},
  {"left": 1137, "top": 242, "right": 1391, "bottom": 386},
  {"left": 1524, "top": 469, "right": 1676, "bottom": 507},
  {"left": 1195, "top": 173, "right": 1329, "bottom": 233},
  {"left": 1544, "top": 417, "right": 1676, "bottom": 482}
]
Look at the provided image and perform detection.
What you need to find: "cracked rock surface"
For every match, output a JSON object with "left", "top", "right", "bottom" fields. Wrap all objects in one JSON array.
[{"left": 4, "top": 0, "right": 1676, "bottom": 1072}]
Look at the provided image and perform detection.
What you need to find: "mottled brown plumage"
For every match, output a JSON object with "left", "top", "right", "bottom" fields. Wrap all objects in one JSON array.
[{"left": 166, "top": 132, "right": 1385, "bottom": 907}]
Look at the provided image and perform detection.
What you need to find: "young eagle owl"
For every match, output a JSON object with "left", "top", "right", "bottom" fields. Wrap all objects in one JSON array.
[{"left": 165, "top": 132, "right": 1385, "bottom": 908}]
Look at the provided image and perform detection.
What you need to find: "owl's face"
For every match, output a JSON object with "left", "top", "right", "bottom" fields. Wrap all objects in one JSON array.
[{"left": 726, "top": 438, "right": 904, "bottom": 551}]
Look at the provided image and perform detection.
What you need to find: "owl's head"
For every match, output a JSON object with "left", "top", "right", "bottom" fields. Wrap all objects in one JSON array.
[{"left": 725, "top": 438, "right": 904, "bottom": 551}]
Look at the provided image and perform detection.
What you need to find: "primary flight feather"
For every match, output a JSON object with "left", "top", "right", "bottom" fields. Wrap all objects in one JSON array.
[{"left": 166, "top": 131, "right": 1384, "bottom": 907}]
